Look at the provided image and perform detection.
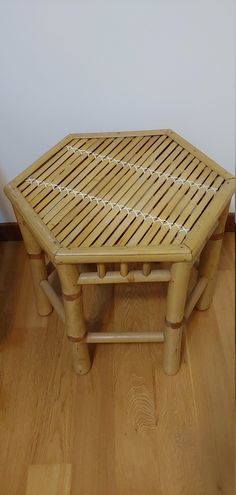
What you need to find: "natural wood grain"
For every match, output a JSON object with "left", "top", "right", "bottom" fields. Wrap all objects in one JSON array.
[
  {"left": 0, "top": 235, "right": 234, "bottom": 495},
  {"left": 0, "top": 243, "right": 77, "bottom": 495},
  {"left": 25, "top": 464, "right": 72, "bottom": 495},
  {"left": 184, "top": 233, "right": 235, "bottom": 495}
]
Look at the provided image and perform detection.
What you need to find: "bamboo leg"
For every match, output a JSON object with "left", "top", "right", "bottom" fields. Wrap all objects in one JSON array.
[
  {"left": 57, "top": 265, "right": 91, "bottom": 375},
  {"left": 196, "top": 204, "right": 229, "bottom": 311},
  {"left": 163, "top": 262, "right": 191, "bottom": 375},
  {"left": 15, "top": 210, "right": 52, "bottom": 316}
]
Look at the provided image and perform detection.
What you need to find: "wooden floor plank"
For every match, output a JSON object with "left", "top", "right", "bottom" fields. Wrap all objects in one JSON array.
[
  {"left": 25, "top": 464, "right": 71, "bottom": 495},
  {"left": 184, "top": 233, "right": 235, "bottom": 495},
  {"left": 0, "top": 235, "right": 234, "bottom": 495}
]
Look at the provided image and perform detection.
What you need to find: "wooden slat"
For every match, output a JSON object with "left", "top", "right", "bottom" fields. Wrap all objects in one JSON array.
[
  {"left": 61, "top": 135, "right": 169, "bottom": 247},
  {"left": 70, "top": 141, "right": 184, "bottom": 248},
  {"left": 168, "top": 130, "right": 234, "bottom": 179},
  {"left": 92, "top": 145, "right": 185, "bottom": 247},
  {"left": 38, "top": 133, "right": 167, "bottom": 222},
  {"left": 44, "top": 135, "right": 155, "bottom": 229},
  {"left": 118, "top": 154, "right": 200, "bottom": 247},
  {"left": 150, "top": 166, "right": 218, "bottom": 246},
  {"left": 7, "top": 130, "right": 235, "bottom": 264},
  {"left": 10, "top": 135, "right": 72, "bottom": 189},
  {"left": 22, "top": 138, "right": 90, "bottom": 200},
  {"left": 171, "top": 174, "right": 224, "bottom": 245},
  {"left": 37, "top": 136, "right": 135, "bottom": 221},
  {"left": 29, "top": 137, "right": 115, "bottom": 208},
  {"left": 138, "top": 159, "right": 214, "bottom": 246},
  {"left": 47, "top": 136, "right": 158, "bottom": 235},
  {"left": 19, "top": 137, "right": 88, "bottom": 195},
  {"left": 55, "top": 137, "right": 150, "bottom": 246}
]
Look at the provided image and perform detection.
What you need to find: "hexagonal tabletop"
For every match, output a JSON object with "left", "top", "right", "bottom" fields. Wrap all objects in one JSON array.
[{"left": 5, "top": 130, "right": 235, "bottom": 263}]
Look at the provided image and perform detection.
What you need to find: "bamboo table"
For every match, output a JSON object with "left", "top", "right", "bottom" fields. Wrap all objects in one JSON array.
[{"left": 5, "top": 129, "right": 235, "bottom": 375}]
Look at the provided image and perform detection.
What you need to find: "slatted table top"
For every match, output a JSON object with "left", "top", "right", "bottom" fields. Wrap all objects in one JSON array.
[{"left": 5, "top": 130, "right": 235, "bottom": 263}]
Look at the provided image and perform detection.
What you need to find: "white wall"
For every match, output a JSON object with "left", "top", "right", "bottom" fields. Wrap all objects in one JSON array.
[{"left": 0, "top": 0, "right": 235, "bottom": 221}]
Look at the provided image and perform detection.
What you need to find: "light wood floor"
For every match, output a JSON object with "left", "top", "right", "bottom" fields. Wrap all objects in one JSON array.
[{"left": 0, "top": 234, "right": 235, "bottom": 495}]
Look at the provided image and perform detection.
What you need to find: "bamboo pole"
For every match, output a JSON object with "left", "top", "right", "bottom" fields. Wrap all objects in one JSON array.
[
  {"left": 163, "top": 262, "right": 192, "bottom": 375},
  {"left": 14, "top": 209, "right": 52, "bottom": 316},
  {"left": 54, "top": 244, "right": 192, "bottom": 264},
  {"left": 57, "top": 265, "right": 91, "bottom": 375},
  {"left": 46, "top": 261, "right": 55, "bottom": 277},
  {"left": 97, "top": 263, "right": 106, "bottom": 278},
  {"left": 184, "top": 277, "right": 207, "bottom": 320},
  {"left": 68, "top": 341, "right": 92, "bottom": 375},
  {"left": 40, "top": 280, "right": 65, "bottom": 323},
  {"left": 142, "top": 263, "right": 151, "bottom": 276},
  {"left": 77, "top": 269, "right": 171, "bottom": 285},
  {"left": 120, "top": 263, "right": 128, "bottom": 277},
  {"left": 70, "top": 129, "right": 170, "bottom": 139},
  {"left": 85, "top": 331, "right": 164, "bottom": 344},
  {"left": 196, "top": 203, "right": 230, "bottom": 310}
]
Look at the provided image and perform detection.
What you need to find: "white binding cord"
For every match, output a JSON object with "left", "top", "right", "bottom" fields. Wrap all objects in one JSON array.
[
  {"left": 66, "top": 145, "right": 218, "bottom": 194},
  {"left": 25, "top": 177, "right": 189, "bottom": 234}
]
